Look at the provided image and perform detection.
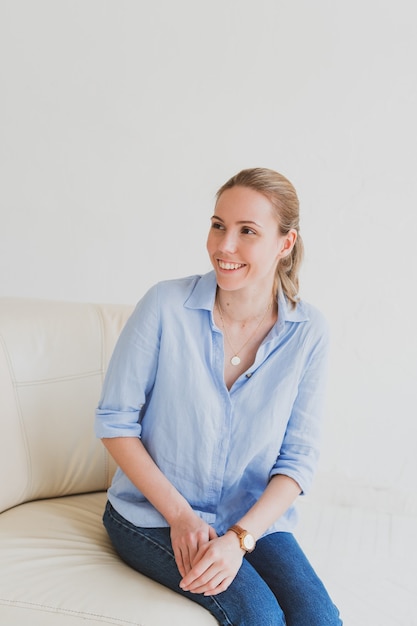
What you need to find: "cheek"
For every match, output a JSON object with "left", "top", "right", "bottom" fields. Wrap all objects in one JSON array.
[
  {"left": 207, "top": 228, "right": 222, "bottom": 250},
  {"left": 206, "top": 231, "right": 215, "bottom": 254},
  {"left": 259, "top": 243, "right": 282, "bottom": 269}
]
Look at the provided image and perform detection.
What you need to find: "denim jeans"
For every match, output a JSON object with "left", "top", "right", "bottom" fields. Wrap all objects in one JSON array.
[{"left": 103, "top": 502, "right": 342, "bottom": 626}]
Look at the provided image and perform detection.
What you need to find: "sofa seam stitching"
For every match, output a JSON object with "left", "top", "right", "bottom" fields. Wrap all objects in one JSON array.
[{"left": 0, "top": 598, "right": 145, "bottom": 626}]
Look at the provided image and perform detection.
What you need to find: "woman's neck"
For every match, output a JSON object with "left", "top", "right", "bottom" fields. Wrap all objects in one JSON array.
[{"left": 216, "top": 287, "right": 277, "bottom": 325}]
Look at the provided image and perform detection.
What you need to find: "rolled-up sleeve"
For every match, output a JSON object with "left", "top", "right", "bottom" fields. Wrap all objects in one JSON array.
[
  {"left": 95, "top": 284, "right": 160, "bottom": 439},
  {"left": 270, "top": 316, "right": 330, "bottom": 495}
]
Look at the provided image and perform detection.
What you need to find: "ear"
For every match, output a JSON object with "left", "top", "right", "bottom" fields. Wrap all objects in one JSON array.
[{"left": 277, "top": 229, "right": 297, "bottom": 259}]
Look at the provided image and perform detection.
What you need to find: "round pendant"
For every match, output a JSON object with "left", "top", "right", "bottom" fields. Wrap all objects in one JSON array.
[{"left": 230, "top": 355, "right": 241, "bottom": 366}]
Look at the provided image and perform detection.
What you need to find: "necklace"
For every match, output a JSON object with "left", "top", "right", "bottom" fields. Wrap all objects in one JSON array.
[{"left": 216, "top": 296, "right": 273, "bottom": 366}]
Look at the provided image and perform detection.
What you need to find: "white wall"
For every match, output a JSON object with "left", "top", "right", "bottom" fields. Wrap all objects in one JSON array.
[{"left": 1, "top": 2, "right": 416, "bottom": 501}]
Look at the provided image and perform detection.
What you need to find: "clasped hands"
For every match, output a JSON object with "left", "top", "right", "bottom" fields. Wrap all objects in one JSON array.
[{"left": 171, "top": 514, "right": 244, "bottom": 597}]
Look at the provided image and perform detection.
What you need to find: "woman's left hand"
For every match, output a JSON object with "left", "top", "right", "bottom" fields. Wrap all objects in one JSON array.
[{"left": 179, "top": 531, "right": 244, "bottom": 596}]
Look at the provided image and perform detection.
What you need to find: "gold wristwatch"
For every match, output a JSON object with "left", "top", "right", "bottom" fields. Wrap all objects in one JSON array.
[{"left": 228, "top": 524, "right": 256, "bottom": 553}]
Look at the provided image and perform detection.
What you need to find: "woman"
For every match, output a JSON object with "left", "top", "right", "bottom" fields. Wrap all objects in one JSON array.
[{"left": 95, "top": 168, "right": 342, "bottom": 625}]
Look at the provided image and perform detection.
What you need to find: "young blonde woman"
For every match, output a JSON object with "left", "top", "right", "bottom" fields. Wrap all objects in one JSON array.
[{"left": 95, "top": 168, "right": 342, "bottom": 625}]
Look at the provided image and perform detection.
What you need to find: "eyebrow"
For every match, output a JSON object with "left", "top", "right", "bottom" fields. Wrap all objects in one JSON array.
[{"left": 210, "top": 215, "right": 263, "bottom": 228}]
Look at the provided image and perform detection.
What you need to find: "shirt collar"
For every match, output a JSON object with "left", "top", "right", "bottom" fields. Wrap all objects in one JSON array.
[
  {"left": 184, "top": 271, "right": 218, "bottom": 311},
  {"left": 277, "top": 289, "right": 309, "bottom": 324},
  {"left": 185, "top": 271, "right": 309, "bottom": 325}
]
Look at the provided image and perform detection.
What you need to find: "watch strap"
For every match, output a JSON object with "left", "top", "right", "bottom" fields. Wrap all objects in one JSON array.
[{"left": 228, "top": 524, "right": 256, "bottom": 552}]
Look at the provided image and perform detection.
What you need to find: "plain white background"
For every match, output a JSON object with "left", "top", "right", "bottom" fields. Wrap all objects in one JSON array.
[{"left": 1, "top": 0, "right": 416, "bottom": 568}]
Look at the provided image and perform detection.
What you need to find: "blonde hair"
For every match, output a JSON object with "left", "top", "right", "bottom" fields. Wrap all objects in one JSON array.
[{"left": 216, "top": 167, "right": 304, "bottom": 308}]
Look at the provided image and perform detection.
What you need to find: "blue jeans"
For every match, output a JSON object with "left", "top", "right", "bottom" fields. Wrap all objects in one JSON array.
[{"left": 103, "top": 502, "right": 342, "bottom": 626}]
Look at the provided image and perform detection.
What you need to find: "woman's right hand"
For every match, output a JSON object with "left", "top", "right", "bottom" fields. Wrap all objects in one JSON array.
[
  {"left": 101, "top": 438, "right": 218, "bottom": 578},
  {"left": 170, "top": 512, "right": 218, "bottom": 578}
]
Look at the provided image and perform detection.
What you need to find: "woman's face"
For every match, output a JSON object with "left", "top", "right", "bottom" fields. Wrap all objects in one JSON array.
[{"left": 206, "top": 185, "right": 296, "bottom": 294}]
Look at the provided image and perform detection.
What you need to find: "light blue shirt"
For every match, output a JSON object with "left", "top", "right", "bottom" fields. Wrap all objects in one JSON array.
[{"left": 95, "top": 271, "right": 329, "bottom": 536}]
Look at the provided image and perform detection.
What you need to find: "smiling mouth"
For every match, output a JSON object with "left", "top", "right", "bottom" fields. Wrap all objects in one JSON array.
[{"left": 217, "top": 260, "right": 246, "bottom": 270}]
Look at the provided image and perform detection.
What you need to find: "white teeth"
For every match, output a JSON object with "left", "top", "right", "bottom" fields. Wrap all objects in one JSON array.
[{"left": 219, "top": 261, "right": 243, "bottom": 270}]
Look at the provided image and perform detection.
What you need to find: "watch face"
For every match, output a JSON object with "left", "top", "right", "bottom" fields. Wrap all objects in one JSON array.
[{"left": 243, "top": 533, "right": 256, "bottom": 551}]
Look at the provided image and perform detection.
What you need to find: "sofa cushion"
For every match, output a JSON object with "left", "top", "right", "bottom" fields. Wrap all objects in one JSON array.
[{"left": 0, "top": 491, "right": 216, "bottom": 626}]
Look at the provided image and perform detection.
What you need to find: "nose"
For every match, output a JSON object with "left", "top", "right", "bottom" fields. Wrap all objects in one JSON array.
[{"left": 219, "top": 230, "right": 238, "bottom": 254}]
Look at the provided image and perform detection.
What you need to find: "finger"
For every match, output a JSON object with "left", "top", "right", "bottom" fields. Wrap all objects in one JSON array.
[
  {"left": 182, "top": 554, "right": 192, "bottom": 577},
  {"left": 203, "top": 576, "right": 234, "bottom": 596},
  {"left": 189, "top": 572, "right": 234, "bottom": 596},
  {"left": 179, "top": 558, "right": 209, "bottom": 590},
  {"left": 172, "top": 525, "right": 213, "bottom": 571},
  {"left": 174, "top": 543, "right": 194, "bottom": 578},
  {"left": 190, "top": 540, "right": 211, "bottom": 568},
  {"left": 180, "top": 543, "right": 214, "bottom": 585},
  {"left": 173, "top": 537, "right": 199, "bottom": 577},
  {"left": 174, "top": 549, "right": 186, "bottom": 578},
  {"left": 181, "top": 561, "right": 220, "bottom": 593},
  {"left": 208, "top": 526, "right": 218, "bottom": 540}
]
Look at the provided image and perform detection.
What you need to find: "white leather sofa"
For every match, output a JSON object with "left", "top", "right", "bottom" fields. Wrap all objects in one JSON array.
[
  {"left": 0, "top": 298, "right": 415, "bottom": 625},
  {"left": 0, "top": 298, "right": 217, "bottom": 626}
]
